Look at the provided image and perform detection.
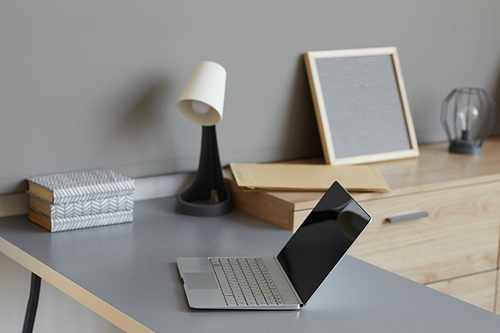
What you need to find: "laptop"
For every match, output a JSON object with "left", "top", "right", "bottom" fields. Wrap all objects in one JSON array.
[{"left": 177, "top": 181, "right": 372, "bottom": 310}]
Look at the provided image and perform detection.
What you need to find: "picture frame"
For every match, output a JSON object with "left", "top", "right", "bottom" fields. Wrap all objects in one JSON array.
[{"left": 304, "top": 47, "right": 419, "bottom": 165}]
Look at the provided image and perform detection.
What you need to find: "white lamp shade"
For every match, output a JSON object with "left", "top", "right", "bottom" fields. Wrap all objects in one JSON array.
[{"left": 176, "top": 61, "right": 227, "bottom": 126}]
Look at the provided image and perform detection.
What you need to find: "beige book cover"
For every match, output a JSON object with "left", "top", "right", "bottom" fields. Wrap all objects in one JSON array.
[{"left": 230, "top": 163, "right": 390, "bottom": 193}]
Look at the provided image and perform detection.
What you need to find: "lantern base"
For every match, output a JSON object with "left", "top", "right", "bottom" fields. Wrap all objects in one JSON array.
[{"left": 449, "top": 140, "right": 483, "bottom": 155}]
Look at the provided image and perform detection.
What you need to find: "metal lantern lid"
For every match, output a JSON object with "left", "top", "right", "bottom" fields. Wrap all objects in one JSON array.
[{"left": 441, "top": 87, "right": 496, "bottom": 155}]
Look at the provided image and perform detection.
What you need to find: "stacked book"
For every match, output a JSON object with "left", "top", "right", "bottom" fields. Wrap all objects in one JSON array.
[{"left": 27, "top": 170, "right": 135, "bottom": 232}]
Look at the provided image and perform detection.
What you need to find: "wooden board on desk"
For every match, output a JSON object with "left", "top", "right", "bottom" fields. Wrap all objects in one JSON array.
[{"left": 223, "top": 168, "right": 322, "bottom": 232}]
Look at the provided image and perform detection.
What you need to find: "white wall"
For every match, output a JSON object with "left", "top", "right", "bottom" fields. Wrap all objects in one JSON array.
[{"left": 2, "top": 0, "right": 500, "bottom": 195}]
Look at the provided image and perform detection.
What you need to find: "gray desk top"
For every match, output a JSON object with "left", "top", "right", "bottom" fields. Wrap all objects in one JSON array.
[{"left": 1, "top": 197, "right": 500, "bottom": 333}]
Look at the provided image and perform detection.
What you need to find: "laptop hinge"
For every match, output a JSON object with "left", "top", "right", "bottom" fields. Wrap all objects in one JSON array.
[{"left": 272, "top": 256, "right": 303, "bottom": 306}]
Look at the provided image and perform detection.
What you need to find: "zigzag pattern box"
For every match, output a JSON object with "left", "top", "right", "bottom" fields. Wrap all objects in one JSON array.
[
  {"left": 27, "top": 170, "right": 135, "bottom": 232},
  {"left": 29, "top": 194, "right": 134, "bottom": 219}
]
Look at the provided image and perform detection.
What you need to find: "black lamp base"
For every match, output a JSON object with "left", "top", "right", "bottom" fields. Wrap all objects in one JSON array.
[
  {"left": 449, "top": 140, "right": 483, "bottom": 155},
  {"left": 175, "top": 125, "right": 232, "bottom": 216}
]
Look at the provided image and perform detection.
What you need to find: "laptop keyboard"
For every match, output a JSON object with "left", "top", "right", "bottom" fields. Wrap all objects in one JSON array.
[{"left": 209, "top": 257, "right": 285, "bottom": 306}]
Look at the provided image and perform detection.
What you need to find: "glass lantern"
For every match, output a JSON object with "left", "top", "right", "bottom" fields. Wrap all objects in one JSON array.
[{"left": 441, "top": 87, "right": 496, "bottom": 155}]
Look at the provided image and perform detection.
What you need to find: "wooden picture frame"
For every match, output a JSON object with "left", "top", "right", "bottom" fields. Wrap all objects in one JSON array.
[{"left": 304, "top": 47, "right": 419, "bottom": 165}]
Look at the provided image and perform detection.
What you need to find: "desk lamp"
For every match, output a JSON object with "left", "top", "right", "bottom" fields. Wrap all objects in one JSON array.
[
  {"left": 441, "top": 87, "right": 496, "bottom": 155},
  {"left": 175, "top": 61, "right": 232, "bottom": 216}
]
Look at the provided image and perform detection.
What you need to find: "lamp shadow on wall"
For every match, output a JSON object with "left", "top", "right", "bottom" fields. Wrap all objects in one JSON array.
[
  {"left": 116, "top": 79, "right": 168, "bottom": 135},
  {"left": 105, "top": 78, "right": 179, "bottom": 175},
  {"left": 279, "top": 56, "right": 323, "bottom": 161}
]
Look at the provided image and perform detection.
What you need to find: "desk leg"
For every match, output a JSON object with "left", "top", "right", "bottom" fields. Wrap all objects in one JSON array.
[{"left": 22, "top": 273, "right": 41, "bottom": 333}]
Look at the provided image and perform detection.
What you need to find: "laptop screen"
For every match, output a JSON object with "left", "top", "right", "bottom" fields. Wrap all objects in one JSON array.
[{"left": 277, "top": 181, "right": 371, "bottom": 304}]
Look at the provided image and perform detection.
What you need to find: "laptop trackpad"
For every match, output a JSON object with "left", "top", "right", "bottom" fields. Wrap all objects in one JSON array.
[{"left": 183, "top": 272, "right": 219, "bottom": 289}]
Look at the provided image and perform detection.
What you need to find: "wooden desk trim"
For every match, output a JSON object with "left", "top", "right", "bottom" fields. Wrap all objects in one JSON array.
[{"left": 0, "top": 237, "right": 153, "bottom": 333}]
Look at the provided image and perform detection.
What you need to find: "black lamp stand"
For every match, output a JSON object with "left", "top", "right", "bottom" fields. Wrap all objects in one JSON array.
[{"left": 175, "top": 125, "right": 232, "bottom": 216}]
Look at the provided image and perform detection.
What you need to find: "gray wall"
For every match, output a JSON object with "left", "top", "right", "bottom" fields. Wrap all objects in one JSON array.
[
  {"left": 1, "top": 1, "right": 500, "bottom": 331},
  {"left": 1, "top": 0, "right": 500, "bottom": 195}
]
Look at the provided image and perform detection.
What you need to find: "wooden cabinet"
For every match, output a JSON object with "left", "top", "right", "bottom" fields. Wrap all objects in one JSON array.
[
  {"left": 497, "top": 271, "right": 500, "bottom": 313},
  {"left": 349, "top": 138, "right": 500, "bottom": 314},
  {"left": 426, "top": 270, "right": 497, "bottom": 313},
  {"left": 349, "top": 181, "right": 500, "bottom": 314},
  {"left": 349, "top": 182, "right": 500, "bottom": 285},
  {"left": 226, "top": 138, "right": 500, "bottom": 313}
]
